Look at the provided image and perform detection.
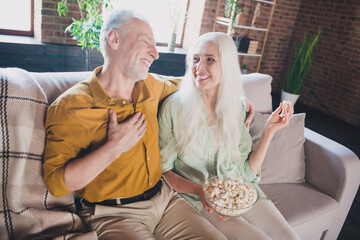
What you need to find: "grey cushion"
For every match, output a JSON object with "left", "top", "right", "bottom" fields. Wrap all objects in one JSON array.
[
  {"left": 31, "top": 71, "right": 91, "bottom": 105},
  {"left": 260, "top": 183, "right": 338, "bottom": 228},
  {"left": 249, "top": 112, "right": 306, "bottom": 184},
  {"left": 242, "top": 73, "right": 273, "bottom": 113}
]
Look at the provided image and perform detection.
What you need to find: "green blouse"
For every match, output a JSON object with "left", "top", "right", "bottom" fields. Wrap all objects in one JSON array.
[{"left": 159, "top": 93, "right": 267, "bottom": 212}]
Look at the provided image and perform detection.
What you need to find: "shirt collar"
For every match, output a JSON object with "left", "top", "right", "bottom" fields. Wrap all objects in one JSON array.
[
  {"left": 89, "top": 66, "right": 111, "bottom": 105},
  {"left": 88, "top": 66, "right": 146, "bottom": 106}
]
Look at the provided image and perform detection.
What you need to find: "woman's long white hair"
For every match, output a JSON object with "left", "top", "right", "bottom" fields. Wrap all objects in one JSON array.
[{"left": 176, "top": 32, "right": 245, "bottom": 161}]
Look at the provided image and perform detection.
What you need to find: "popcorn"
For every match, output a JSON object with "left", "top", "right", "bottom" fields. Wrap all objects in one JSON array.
[
  {"left": 280, "top": 100, "right": 292, "bottom": 117},
  {"left": 203, "top": 177, "right": 258, "bottom": 217}
]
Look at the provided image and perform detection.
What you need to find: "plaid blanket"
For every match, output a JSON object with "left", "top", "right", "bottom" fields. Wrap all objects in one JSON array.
[{"left": 0, "top": 68, "right": 97, "bottom": 240}]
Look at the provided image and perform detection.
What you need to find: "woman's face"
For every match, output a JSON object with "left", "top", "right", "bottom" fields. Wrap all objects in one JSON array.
[{"left": 192, "top": 40, "right": 222, "bottom": 93}]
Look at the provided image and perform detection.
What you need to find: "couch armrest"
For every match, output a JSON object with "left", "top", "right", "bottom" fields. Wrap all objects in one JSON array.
[
  {"left": 304, "top": 128, "right": 360, "bottom": 239},
  {"left": 304, "top": 128, "right": 360, "bottom": 200}
]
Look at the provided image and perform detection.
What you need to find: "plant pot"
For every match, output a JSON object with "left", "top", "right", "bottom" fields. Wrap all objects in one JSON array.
[{"left": 281, "top": 90, "right": 300, "bottom": 105}]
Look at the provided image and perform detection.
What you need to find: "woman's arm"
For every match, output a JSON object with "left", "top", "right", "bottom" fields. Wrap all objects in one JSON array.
[
  {"left": 164, "top": 171, "right": 210, "bottom": 211},
  {"left": 249, "top": 102, "right": 294, "bottom": 175},
  {"left": 243, "top": 97, "right": 255, "bottom": 128},
  {"left": 164, "top": 170, "right": 202, "bottom": 195},
  {"left": 164, "top": 170, "right": 228, "bottom": 220}
]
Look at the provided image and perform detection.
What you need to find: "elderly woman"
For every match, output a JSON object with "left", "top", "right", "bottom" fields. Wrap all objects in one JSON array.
[{"left": 159, "top": 32, "right": 300, "bottom": 240}]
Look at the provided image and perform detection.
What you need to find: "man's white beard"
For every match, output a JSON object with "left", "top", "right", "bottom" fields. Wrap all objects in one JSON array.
[
  {"left": 124, "top": 65, "right": 148, "bottom": 82},
  {"left": 129, "top": 70, "right": 147, "bottom": 81}
]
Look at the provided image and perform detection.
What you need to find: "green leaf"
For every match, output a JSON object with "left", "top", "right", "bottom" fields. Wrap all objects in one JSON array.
[
  {"left": 57, "top": 0, "right": 68, "bottom": 16},
  {"left": 57, "top": 0, "right": 112, "bottom": 51},
  {"left": 285, "top": 28, "right": 322, "bottom": 94}
]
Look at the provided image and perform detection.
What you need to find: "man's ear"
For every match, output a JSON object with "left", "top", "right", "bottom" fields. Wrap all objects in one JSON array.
[{"left": 107, "top": 29, "right": 121, "bottom": 49}]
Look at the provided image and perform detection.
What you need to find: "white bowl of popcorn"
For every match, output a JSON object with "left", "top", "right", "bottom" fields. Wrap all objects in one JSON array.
[{"left": 203, "top": 176, "right": 258, "bottom": 217}]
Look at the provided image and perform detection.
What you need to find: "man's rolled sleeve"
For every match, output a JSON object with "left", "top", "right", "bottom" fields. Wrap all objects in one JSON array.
[{"left": 43, "top": 104, "right": 91, "bottom": 197}]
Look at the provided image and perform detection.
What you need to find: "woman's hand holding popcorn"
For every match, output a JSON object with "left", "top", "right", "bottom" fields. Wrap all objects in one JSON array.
[{"left": 265, "top": 101, "right": 294, "bottom": 135}]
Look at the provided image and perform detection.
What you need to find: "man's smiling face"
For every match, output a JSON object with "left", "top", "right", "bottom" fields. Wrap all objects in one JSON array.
[{"left": 117, "top": 18, "right": 159, "bottom": 81}]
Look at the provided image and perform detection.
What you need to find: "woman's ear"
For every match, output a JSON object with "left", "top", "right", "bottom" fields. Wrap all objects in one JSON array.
[{"left": 107, "top": 29, "right": 121, "bottom": 50}]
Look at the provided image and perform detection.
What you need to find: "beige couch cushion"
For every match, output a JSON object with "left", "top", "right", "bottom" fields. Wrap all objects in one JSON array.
[
  {"left": 250, "top": 112, "right": 306, "bottom": 184},
  {"left": 242, "top": 73, "right": 273, "bottom": 113},
  {"left": 260, "top": 183, "right": 338, "bottom": 239},
  {"left": 31, "top": 71, "right": 91, "bottom": 105},
  {"left": 32, "top": 71, "right": 273, "bottom": 113}
]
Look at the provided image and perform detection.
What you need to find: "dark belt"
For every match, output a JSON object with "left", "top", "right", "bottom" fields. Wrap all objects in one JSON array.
[{"left": 81, "top": 180, "right": 162, "bottom": 207}]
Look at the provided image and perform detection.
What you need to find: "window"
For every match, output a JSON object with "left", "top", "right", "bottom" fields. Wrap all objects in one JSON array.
[
  {"left": 106, "top": 0, "right": 188, "bottom": 47},
  {"left": 0, "top": 0, "right": 33, "bottom": 36}
]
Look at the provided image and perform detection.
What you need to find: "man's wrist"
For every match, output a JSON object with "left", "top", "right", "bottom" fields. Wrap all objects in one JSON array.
[{"left": 102, "top": 140, "right": 124, "bottom": 162}]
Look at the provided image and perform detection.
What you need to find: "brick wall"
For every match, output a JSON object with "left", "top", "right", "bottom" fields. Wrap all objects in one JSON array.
[
  {"left": 259, "top": 0, "right": 301, "bottom": 85},
  {"left": 34, "top": 0, "right": 79, "bottom": 44},
  {"left": 265, "top": 0, "right": 360, "bottom": 127},
  {"left": 288, "top": 0, "right": 360, "bottom": 127},
  {"left": 200, "top": 0, "right": 218, "bottom": 35}
]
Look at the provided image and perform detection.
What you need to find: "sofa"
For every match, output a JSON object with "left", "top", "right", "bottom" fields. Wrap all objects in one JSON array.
[{"left": 0, "top": 67, "right": 359, "bottom": 240}]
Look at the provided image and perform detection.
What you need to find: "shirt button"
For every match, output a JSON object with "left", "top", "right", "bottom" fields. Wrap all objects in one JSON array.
[
  {"left": 147, "top": 157, "right": 150, "bottom": 161},
  {"left": 110, "top": 98, "right": 114, "bottom": 102},
  {"left": 122, "top": 100, "right": 126, "bottom": 105},
  {"left": 150, "top": 182, "right": 152, "bottom": 186}
]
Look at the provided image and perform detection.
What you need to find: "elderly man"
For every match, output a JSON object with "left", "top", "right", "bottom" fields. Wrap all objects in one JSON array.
[{"left": 43, "top": 9, "right": 229, "bottom": 239}]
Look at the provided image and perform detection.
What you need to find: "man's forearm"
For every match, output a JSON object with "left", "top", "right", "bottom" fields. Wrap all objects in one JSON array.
[{"left": 64, "top": 141, "right": 122, "bottom": 192}]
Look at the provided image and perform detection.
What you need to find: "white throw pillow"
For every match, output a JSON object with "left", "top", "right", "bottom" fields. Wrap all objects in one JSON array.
[{"left": 249, "top": 111, "right": 306, "bottom": 184}]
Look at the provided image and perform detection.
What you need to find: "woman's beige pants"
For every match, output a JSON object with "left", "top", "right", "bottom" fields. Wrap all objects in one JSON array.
[{"left": 201, "top": 199, "right": 301, "bottom": 240}]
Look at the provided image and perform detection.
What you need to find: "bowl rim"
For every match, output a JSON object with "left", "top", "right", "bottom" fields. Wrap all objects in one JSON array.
[{"left": 203, "top": 176, "right": 258, "bottom": 211}]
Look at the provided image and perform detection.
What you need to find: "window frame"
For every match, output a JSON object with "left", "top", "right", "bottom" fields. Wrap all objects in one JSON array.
[
  {"left": 0, "top": 0, "right": 34, "bottom": 37},
  {"left": 156, "top": 0, "right": 190, "bottom": 48}
]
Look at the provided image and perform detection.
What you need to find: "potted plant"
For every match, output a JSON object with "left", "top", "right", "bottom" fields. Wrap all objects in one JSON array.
[
  {"left": 241, "top": 64, "right": 247, "bottom": 74},
  {"left": 57, "top": 0, "right": 112, "bottom": 70},
  {"left": 225, "top": 0, "right": 242, "bottom": 32},
  {"left": 282, "top": 29, "right": 321, "bottom": 105}
]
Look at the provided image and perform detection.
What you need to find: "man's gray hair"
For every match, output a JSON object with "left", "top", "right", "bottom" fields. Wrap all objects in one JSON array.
[{"left": 99, "top": 9, "right": 148, "bottom": 56}]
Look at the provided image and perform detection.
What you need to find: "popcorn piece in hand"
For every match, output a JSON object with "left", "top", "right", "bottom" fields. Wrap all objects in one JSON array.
[{"left": 280, "top": 100, "right": 291, "bottom": 118}]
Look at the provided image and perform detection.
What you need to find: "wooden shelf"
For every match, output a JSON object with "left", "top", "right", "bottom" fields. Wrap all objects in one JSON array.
[
  {"left": 216, "top": 17, "right": 269, "bottom": 31},
  {"left": 216, "top": 16, "right": 231, "bottom": 23},
  {"left": 212, "top": 0, "right": 277, "bottom": 72},
  {"left": 238, "top": 52, "right": 262, "bottom": 57},
  {"left": 254, "top": 0, "right": 275, "bottom": 5}
]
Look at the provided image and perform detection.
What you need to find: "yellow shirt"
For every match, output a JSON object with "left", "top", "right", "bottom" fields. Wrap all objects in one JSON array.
[{"left": 43, "top": 66, "right": 180, "bottom": 202}]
